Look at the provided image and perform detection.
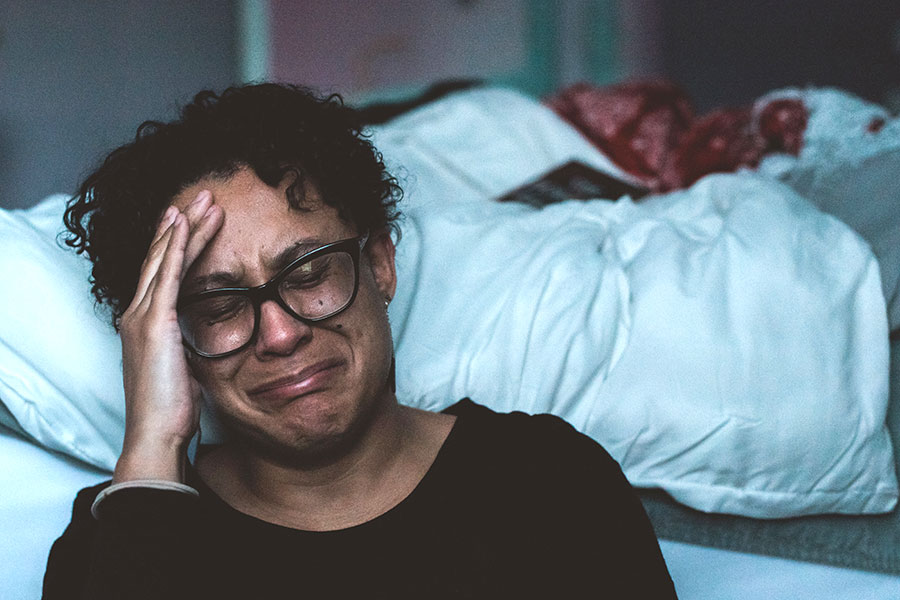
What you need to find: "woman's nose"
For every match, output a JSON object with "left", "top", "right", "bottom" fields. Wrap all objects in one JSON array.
[{"left": 253, "top": 299, "right": 313, "bottom": 358}]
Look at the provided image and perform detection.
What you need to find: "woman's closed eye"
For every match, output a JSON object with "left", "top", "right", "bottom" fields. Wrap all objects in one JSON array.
[
  {"left": 198, "top": 296, "right": 248, "bottom": 325},
  {"left": 282, "top": 260, "right": 332, "bottom": 291}
]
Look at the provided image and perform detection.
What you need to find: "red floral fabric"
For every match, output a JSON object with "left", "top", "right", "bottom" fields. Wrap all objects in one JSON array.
[{"left": 545, "top": 82, "right": 808, "bottom": 193}]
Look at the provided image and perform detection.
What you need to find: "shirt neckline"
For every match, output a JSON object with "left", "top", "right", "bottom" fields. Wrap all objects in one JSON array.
[{"left": 190, "top": 406, "right": 467, "bottom": 537}]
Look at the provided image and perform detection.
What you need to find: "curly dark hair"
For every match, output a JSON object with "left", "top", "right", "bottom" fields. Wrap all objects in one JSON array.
[{"left": 64, "top": 83, "right": 402, "bottom": 330}]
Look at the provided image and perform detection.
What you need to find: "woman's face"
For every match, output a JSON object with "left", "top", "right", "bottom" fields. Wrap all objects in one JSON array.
[{"left": 171, "top": 168, "right": 397, "bottom": 464}]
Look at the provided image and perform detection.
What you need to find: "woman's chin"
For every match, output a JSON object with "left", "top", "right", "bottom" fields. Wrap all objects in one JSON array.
[{"left": 225, "top": 394, "right": 373, "bottom": 466}]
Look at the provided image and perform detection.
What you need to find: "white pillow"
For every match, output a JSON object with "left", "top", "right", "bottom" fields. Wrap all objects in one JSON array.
[
  {"left": 369, "top": 87, "right": 639, "bottom": 210},
  {"left": 584, "top": 174, "right": 895, "bottom": 516},
  {"left": 0, "top": 195, "right": 230, "bottom": 470},
  {"left": 0, "top": 195, "right": 124, "bottom": 468}
]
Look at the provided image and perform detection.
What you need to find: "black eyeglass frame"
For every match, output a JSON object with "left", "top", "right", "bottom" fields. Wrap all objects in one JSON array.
[{"left": 177, "top": 233, "right": 369, "bottom": 359}]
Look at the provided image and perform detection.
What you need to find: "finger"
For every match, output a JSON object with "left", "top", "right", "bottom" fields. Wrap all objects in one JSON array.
[
  {"left": 134, "top": 191, "right": 209, "bottom": 307},
  {"left": 140, "top": 209, "right": 181, "bottom": 278},
  {"left": 181, "top": 190, "right": 212, "bottom": 228},
  {"left": 143, "top": 213, "right": 190, "bottom": 312},
  {"left": 146, "top": 191, "right": 205, "bottom": 259},
  {"left": 132, "top": 221, "right": 177, "bottom": 308},
  {"left": 181, "top": 203, "right": 224, "bottom": 280},
  {"left": 150, "top": 205, "right": 178, "bottom": 246},
  {"left": 143, "top": 210, "right": 179, "bottom": 272}
]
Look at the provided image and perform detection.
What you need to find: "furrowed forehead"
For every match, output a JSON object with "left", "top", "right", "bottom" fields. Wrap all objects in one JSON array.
[
  {"left": 172, "top": 167, "right": 354, "bottom": 290},
  {"left": 183, "top": 236, "right": 344, "bottom": 293}
]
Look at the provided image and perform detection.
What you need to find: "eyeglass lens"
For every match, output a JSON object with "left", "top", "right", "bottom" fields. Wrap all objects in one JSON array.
[{"left": 178, "top": 250, "right": 357, "bottom": 356}]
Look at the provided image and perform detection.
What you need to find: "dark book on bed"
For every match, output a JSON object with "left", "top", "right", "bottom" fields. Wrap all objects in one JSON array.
[{"left": 496, "top": 160, "right": 649, "bottom": 207}]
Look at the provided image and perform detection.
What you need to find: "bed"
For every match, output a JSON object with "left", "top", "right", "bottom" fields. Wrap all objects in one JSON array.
[{"left": 1, "top": 84, "right": 899, "bottom": 599}]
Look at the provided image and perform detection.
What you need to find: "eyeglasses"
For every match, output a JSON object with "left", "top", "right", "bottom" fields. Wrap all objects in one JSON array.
[{"left": 177, "top": 233, "right": 368, "bottom": 358}]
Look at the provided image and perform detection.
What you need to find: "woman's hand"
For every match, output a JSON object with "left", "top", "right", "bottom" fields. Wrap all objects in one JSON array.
[{"left": 114, "top": 191, "right": 223, "bottom": 484}]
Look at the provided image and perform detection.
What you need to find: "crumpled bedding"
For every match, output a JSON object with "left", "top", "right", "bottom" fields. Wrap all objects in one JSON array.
[
  {"left": 548, "top": 82, "right": 900, "bottom": 331},
  {"left": 372, "top": 87, "right": 898, "bottom": 518},
  {"left": 544, "top": 80, "right": 809, "bottom": 192},
  {"left": 756, "top": 87, "right": 900, "bottom": 331}
]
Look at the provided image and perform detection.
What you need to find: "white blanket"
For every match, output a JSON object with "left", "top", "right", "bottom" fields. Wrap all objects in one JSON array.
[{"left": 375, "top": 89, "right": 898, "bottom": 517}]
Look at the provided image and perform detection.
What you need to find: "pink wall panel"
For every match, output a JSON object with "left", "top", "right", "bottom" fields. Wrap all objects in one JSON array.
[{"left": 270, "top": 0, "right": 528, "bottom": 99}]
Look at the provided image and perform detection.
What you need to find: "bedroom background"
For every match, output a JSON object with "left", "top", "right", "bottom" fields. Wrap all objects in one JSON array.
[
  {"left": 1, "top": 0, "right": 898, "bottom": 211},
  {"left": 3, "top": 2, "right": 900, "bottom": 599}
]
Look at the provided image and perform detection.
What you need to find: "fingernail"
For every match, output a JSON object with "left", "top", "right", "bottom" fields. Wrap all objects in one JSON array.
[
  {"left": 191, "top": 190, "right": 210, "bottom": 205},
  {"left": 159, "top": 206, "right": 177, "bottom": 228}
]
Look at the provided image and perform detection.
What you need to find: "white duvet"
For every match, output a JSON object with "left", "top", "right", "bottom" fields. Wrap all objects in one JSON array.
[{"left": 374, "top": 89, "right": 898, "bottom": 518}]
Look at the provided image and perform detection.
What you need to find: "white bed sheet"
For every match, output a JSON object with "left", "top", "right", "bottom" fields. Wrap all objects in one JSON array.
[
  {"left": 660, "top": 541, "right": 900, "bottom": 599},
  {"left": 0, "top": 428, "right": 107, "bottom": 600},
  {"left": 1, "top": 428, "right": 898, "bottom": 600}
]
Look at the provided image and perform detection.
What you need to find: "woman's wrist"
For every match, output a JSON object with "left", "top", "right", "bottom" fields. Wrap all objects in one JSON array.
[
  {"left": 91, "top": 479, "right": 199, "bottom": 519},
  {"left": 113, "top": 436, "right": 189, "bottom": 484}
]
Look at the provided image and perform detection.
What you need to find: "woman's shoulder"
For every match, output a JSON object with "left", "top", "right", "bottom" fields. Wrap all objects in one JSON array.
[{"left": 440, "top": 398, "right": 625, "bottom": 485}]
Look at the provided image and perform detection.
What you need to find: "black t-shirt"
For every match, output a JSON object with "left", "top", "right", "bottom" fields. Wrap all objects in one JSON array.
[{"left": 43, "top": 400, "right": 677, "bottom": 599}]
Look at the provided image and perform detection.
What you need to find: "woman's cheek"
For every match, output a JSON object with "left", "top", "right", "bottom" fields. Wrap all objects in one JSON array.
[{"left": 189, "top": 353, "right": 243, "bottom": 396}]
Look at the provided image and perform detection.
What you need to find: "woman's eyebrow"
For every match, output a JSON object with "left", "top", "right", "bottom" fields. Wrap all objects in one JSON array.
[
  {"left": 186, "top": 271, "right": 242, "bottom": 292},
  {"left": 185, "top": 238, "right": 328, "bottom": 292},
  {"left": 268, "top": 238, "right": 326, "bottom": 270}
]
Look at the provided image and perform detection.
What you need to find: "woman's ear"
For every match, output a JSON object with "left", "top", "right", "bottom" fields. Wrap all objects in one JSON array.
[{"left": 365, "top": 230, "right": 397, "bottom": 301}]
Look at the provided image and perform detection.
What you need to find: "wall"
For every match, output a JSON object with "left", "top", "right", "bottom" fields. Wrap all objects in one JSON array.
[
  {"left": 655, "top": 0, "right": 900, "bottom": 112},
  {"left": 0, "top": 0, "right": 238, "bottom": 209},
  {"left": 269, "top": 0, "right": 621, "bottom": 103},
  {"left": 0, "top": 1, "right": 628, "bottom": 210},
  {"left": 5, "top": 0, "right": 895, "bottom": 210},
  {"left": 270, "top": 0, "right": 528, "bottom": 100}
]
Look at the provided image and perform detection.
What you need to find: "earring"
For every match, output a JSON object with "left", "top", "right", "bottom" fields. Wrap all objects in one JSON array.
[{"left": 384, "top": 295, "right": 391, "bottom": 310}]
